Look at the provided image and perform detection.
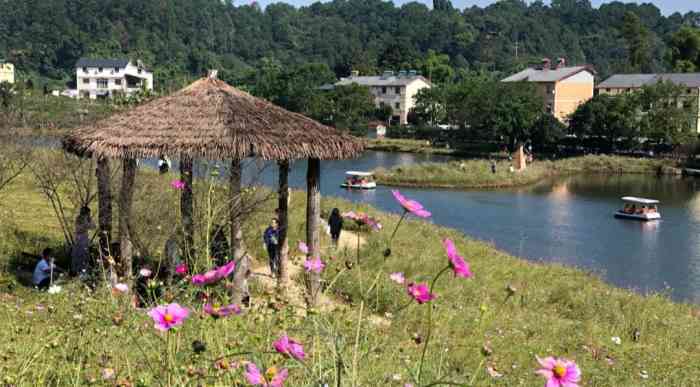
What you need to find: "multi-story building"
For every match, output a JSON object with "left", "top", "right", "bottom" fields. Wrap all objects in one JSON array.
[
  {"left": 76, "top": 58, "right": 153, "bottom": 99},
  {"left": 334, "top": 70, "right": 432, "bottom": 125},
  {"left": 0, "top": 60, "right": 14, "bottom": 84},
  {"left": 596, "top": 73, "right": 700, "bottom": 133},
  {"left": 502, "top": 58, "right": 595, "bottom": 123}
]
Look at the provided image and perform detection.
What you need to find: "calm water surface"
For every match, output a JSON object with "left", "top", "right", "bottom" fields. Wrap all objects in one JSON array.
[{"left": 240, "top": 152, "right": 700, "bottom": 303}]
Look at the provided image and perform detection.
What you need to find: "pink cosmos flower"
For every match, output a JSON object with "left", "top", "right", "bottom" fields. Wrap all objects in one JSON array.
[
  {"left": 191, "top": 260, "right": 236, "bottom": 286},
  {"left": 170, "top": 179, "right": 186, "bottom": 190},
  {"left": 442, "top": 238, "right": 473, "bottom": 278},
  {"left": 113, "top": 283, "right": 129, "bottom": 293},
  {"left": 298, "top": 241, "right": 309, "bottom": 255},
  {"left": 175, "top": 263, "right": 188, "bottom": 276},
  {"left": 407, "top": 283, "right": 436, "bottom": 304},
  {"left": 147, "top": 303, "right": 189, "bottom": 331},
  {"left": 392, "top": 190, "right": 431, "bottom": 218},
  {"left": 245, "top": 363, "right": 288, "bottom": 386},
  {"left": 139, "top": 268, "right": 152, "bottom": 277},
  {"left": 303, "top": 257, "right": 325, "bottom": 273},
  {"left": 389, "top": 272, "right": 405, "bottom": 284},
  {"left": 342, "top": 211, "right": 382, "bottom": 231},
  {"left": 215, "top": 260, "right": 236, "bottom": 279},
  {"left": 273, "top": 334, "right": 306, "bottom": 361},
  {"left": 203, "top": 303, "right": 241, "bottom": 318},
  {"left": 536, "top": 356, "right": 581, "bottom": 387}
]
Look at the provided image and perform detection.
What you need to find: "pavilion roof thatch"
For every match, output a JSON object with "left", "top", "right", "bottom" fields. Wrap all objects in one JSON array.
[{"left": 63, "top": 76, "right": 365, "bottom": 161}]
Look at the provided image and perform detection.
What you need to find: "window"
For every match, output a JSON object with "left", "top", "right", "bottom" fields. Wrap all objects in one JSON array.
[
  {"left": 394, "top": 102, "right": 400, "bottom": 109},
  {"left": 546, "top": 103, "right": 553, "bottom": 113},
  {"left": 97, "top": 78, "right": 108, "bottom": 89},
  {"left": 82, "top": 78, "right": 90, "bottom": 84},
  {"left": 546, "top": 85, "right": 554, "bottom": 94},
  {"left": 82, "top": 67, "right": 87, "bottom": 73},
  {"left": 98, "top": 67, "right": 103, "bottom": 72},
  {"left": 395, "top": 86, "right": 401, "bottom": 94},
  {"left": 382, "top": 87, "right": 387, "bottom": 94},
  {"left": 605, "top": 88, "right": 610, "bottom": 93},
  {"left": 115, "top": 79, "right": 122, "bottom": 86},
  {"left": 115, "top": 67, "right": 120, "bottom": 73}
]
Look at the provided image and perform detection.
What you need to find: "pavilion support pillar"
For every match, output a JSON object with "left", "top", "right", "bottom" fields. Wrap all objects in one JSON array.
[
  {"left": 306, "top": 158, "right": 321, "bottom": 308},
  {"left": 96, "top": 156, "right": 112, "bottom": 258},
  {"left": 229, "top": 158, "right": 249, "bottom": 305},
  {"left": 277, "top": 160, "right": 290, "bottom": 289},
  {"left": 230, "top": 158, "right": 245, "bottom": 260},
  {"left": 180, "top": 156, "right": 195, "bottom": 261},
  {"left": 118, "top": 158, "right": 137, "bottom": 280}
]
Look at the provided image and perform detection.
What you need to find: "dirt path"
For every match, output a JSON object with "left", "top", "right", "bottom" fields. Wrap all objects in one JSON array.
[{"left": 251, "top": 220, "right": 367, "bottom": 314}]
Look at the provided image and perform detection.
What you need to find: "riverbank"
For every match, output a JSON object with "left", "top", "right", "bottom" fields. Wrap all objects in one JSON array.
[
  {"left": 1, "top": 163, "right": 699, "bottom": 385},
  {"left": 374, "top": 155, "right": 678, "bottom": 189}
]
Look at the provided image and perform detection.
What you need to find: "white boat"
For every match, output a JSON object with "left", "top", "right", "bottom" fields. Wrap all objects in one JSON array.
[
  {"left": 341, "top": 171, "right": 377, "bottom": 189},
  {"left": 614, "top": 196, "right": 661, "bottom": 221}
]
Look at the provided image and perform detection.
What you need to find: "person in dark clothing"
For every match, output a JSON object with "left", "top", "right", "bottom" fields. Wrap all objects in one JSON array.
[
  {"left": 210, "top": 225, "right": 230, "bottom": 266},
  {"left": 328, "top": 208, "right": 343, "bottom": 247},
  {"left": 263, "top": 219, "right": 280, "bottom": 277},
  {"left": 490, "top": 160, "right": 497, "bottom": 174}
]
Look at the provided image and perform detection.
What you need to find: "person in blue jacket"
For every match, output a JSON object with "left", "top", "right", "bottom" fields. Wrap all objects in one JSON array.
[{"left": 263, "top": 219, "right": 280, "bottom": 277}]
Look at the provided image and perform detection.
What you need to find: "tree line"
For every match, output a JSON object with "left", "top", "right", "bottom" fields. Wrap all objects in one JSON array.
[{"left": 1, "top": 0, "right": 700, "bottom": 89}]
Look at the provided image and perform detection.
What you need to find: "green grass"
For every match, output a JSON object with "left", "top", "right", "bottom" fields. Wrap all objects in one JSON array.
[
  {"left": 367, "top": 138, "right": 459, "bottom": 155},
  {"left": 1, "top": 153, "right": 699, "bottom": 386},
  {"left": 374, "top": 155, "right": 676, "bottom": 189}
]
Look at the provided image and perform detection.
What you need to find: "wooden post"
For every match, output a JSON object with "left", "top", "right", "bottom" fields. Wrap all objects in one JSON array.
[
  {"left": 96, "top": 156, "right": 112, "bottom": 257},
  {"left": 118, "top": 158, "right": 137, "bottom": 280},
  {"left": 277, "top": 160, "right": 290, "bottom": 288},
  {"left": 230, "top": 158, "right": 245, "bottom": 260},
  {"left": 180, "top": 156, "right": 194, "bottom": 260},
  {"left": 306, "top": 158, "right": 321, "bottom": 307},
  {"left": 228, "top": 158, "right": 248, "bottom": 305}
]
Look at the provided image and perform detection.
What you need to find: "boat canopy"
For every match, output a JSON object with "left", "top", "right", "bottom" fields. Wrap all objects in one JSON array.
[
  {"left": 621, "top": 196, "right": 659, "bottom": 204},
  {"left": 345, "top": 171, "right": 374, "bottom": 177}
]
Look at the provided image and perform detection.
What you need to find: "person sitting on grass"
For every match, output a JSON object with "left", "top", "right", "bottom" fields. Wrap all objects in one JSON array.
[{"left": 33, "top": 248, "right": 57, "bottom": 290}]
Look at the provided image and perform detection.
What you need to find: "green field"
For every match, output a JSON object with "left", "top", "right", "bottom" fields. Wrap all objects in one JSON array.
[{"left": 0, "top": 152, "right": 699, "bottom": 386}]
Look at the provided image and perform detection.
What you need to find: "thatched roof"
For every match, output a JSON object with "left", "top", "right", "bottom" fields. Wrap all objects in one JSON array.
[{"left": 63, "top": 76, "right": 365, "bottom": 160}]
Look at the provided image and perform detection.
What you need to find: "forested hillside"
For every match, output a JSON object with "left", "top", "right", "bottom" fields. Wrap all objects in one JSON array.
[{"left": 0, "top": 0, "right": 699, "bottom": 88}]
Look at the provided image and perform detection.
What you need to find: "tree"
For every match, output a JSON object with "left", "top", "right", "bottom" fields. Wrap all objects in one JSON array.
[
  {"left": 480, "top": 82, "right": 544, "bottom": 149},
  {"left": 412, "top": 86, "right": 448, "bottom": 125},
  {"left": 621, "top": 12, "right": 651, "bottom": 72},
  {"left": 531, "top": 113, "right": 566, "bottom": 150},
  {"left": 569, "top": 94, "right": 639, "bottom": 151},
  {"left": 329, "top": 84, "right": 375, "bottom": 132},
  {"left": 668, "top": 27, "right": 700, "bottom": 72},
  {"left": 374, "top": 103, "right": 393, "bottom": 123},
  {"left": 638, "top": 81, "right": 696, "bottom": 145},
  {"left": 420, "top": 50, "right": 454, "bottom": 84}
]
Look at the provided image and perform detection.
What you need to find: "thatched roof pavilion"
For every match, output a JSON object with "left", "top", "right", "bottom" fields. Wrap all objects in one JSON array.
[
  {"left": 64, "top": 76, "right": 363, "bottom": 160},
  {"left": 64, "top": 73, "right": 365, "bottom": 306}
]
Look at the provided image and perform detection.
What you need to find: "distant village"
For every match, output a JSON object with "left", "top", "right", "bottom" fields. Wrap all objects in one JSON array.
[{"left": 1, "top": 56, "right": 699, "bottom": 134}]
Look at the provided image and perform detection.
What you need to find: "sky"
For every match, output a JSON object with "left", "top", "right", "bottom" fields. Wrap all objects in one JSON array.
[{"left": 255, "top": 0, "right": 697, "bottom": 16}]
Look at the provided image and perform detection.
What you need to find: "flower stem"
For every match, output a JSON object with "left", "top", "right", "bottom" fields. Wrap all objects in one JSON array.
[
  {"left": 389, "top": 211, "right": 407, "bottom": 244},
  {"left": 417, "top": 265, "right": 450, "bottom": 384}
]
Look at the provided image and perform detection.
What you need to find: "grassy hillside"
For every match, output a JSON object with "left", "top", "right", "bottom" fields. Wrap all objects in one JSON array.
[{"left": 0, "top": 157, "right": 699, "bottom": 386}]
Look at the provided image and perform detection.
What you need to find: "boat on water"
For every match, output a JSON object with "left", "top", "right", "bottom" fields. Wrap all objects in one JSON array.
[
  {"left": 614, "top": 196, "right": 661, "bottom": 221},
  {"left": 341, "top": 171, "right": 377, "bottom": 189}
]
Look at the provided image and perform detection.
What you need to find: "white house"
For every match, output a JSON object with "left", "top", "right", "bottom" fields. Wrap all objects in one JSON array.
[
  {"left": 334, "top": 70, "right": 432, "bottom": 125},
  {"left": 76, "top": 58, "right": 153, "bottom": 99}
]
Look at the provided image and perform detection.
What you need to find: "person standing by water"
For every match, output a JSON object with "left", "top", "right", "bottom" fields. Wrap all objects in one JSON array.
[
  {"left": 263, "top": 219, "right": 280, "bottom": 277},
  {"left": 490, "top": 160, "right": 497, "bottom": 174},
  {"left": 328, "top": 208, "right": 343, "bottom": 247}
]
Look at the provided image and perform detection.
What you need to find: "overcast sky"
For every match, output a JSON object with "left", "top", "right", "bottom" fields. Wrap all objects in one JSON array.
[{"left": 254, "top": 0, "right": 696, "bottom": 16}]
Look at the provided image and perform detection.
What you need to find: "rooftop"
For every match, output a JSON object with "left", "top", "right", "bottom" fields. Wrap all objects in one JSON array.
[
  {"left": 335, "top": 74, "right": 431, "bottom": 87},
  {"left": 76, "top": 58, "right": 130, "bottom": 69},
  {"left": 597, "top": 73, "right": 700, "bottom": 89},
  {"left": 502, "top": 66, "right": 593, "bottom": 83}
]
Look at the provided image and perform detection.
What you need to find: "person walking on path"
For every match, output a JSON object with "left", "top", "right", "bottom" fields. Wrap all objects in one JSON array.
[
  {"left": 328, "top": 208, "right": 343, "bottom": 247},
  {"left": 263, "top": 219, "right": 280, "bottom": 277}
]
